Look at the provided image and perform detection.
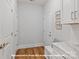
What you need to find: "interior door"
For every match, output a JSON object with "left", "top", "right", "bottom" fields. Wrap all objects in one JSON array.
[
  {"left": 0, "top": 0, "right": 5, "bottom": 37},
  {"left": 12, "top": 7, "right": 18, "bottom": 55},
  {"left": 0, "top": 49, "right": 4, "bottom": 59},
  {"left": 10, "top": 0, "right": 18, "bottom": 55},
  {"left": 63, "top": 0, "right": 74, "bottom": 22},
  {"left": 1, "top": 0, "right": 14, "bottom": 38}
]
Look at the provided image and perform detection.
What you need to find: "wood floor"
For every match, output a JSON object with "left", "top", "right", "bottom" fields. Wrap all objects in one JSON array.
[{"left": 15, "top": 46, "right": 45, "bottom": 59}]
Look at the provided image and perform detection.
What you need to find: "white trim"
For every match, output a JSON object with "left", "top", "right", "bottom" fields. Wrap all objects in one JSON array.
[{"left": 17, "top": 43, "right": 44, "bottom": 49}]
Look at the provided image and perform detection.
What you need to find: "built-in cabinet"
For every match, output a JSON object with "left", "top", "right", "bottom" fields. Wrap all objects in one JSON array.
[
  {"left": 54, "top": 0, "right": 62, "bottom": 30},
  {"left": 54, "top": 0, "right": 62, "bottom": 11},
  {"left": 63, "top": 0, "right": 74, "bottom": 22},
  {"left": 62, "top": 0, "right": 79, "bottom": 24},
  {"left": 53, "top": 0, "right": 79, "bottom": 25},
  {"left": 74, "top": 0, "right": 79, "bottom": 21}
]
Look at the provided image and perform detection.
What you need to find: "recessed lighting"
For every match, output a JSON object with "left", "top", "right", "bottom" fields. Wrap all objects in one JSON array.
[{"left": 29, "top": 0, "right": 35, "bottom": 1}]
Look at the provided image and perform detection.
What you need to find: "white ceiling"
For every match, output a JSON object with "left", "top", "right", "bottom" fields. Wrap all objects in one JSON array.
[{"left": 18, "top": 0, "right": 48, "bottom": 6}]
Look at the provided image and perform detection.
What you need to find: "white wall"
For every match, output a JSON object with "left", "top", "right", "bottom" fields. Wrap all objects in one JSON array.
[
  {"left": 44, "top": 0, "right": 79, "bottom": 45},
  {"left": 18, "top": 3, "right": 44, "bottom": 46}
]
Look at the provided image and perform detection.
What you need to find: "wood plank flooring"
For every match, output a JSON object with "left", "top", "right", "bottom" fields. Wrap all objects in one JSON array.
[{"left": 15, "top": 46, "right": 45, "bottom": 59}]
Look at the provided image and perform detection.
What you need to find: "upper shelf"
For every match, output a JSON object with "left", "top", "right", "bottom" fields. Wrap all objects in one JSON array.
[{"left": 61, "top": 20, "right": 79, "bottom": 25}]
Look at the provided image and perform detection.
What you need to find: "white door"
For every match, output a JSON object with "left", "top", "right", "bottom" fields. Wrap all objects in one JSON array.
[
  {"left": 0, "top": 0, "right": 5, "bottom": 37},
  {"left": 1, "top": 0, "right": 14, "bottom": 38},
  {"left": 0, "top": 49, "right": 4, "bottom": 59},
  {"left": 10, "top": 0, "right": 18, "bottom": 55},
  {"left": 12, "top": 5, "right": 18, "bottom": 55},
  {"left": 1, "top": 0, "right": 17, "bottom": 59},
  {"left": 63, "top": 0, "right": 74, "bottom": 22}
]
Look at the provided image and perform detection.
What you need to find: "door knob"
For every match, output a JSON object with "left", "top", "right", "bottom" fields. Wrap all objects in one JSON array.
[{"left": 11, "top": 32, "right": 14, "bottom": 36}]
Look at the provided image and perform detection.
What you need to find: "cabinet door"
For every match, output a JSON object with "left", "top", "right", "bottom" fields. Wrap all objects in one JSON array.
[
  {"left": 54, "top": 0, "right": 62, "bottom": 11},
  {"left": 63, "top": 0, "right": 74, "bottom": 22},
  {"left": 74, "top": 0, "right": 79, "bottom": 20},
  {"left": 77, "top": 0, "right": 79, "bottom": 20}
]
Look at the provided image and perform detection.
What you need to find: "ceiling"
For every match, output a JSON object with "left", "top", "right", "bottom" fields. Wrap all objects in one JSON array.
[{"left": 18, "top": 0, "right": 48, "bottom": 6}]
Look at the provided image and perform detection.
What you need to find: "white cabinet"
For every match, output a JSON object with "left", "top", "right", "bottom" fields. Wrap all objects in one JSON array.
[
  {"left": 74, "top": 0, "right": 77, "bottom": 19},
  {"left": 62, "top": 0, "right": 74, "bottom": 22},
  {"left": 74, "top": 0, "right": 79, "bottom": 21},
  {"left": 54, "top": 0, "right": 62, "bottom": 30},
  {"left": 53, "top": 0, "right": 62, "bottom": 20},
  {"left": 54, "top": 0, "right": 62, "bottom": 11},
  {"left": 62, "top": 0, "right": 79, "bottom": 24}
]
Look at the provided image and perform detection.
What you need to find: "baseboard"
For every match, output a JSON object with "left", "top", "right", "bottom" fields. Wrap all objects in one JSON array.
[{"left": 17, "top": 43, "right": 44, "bottom": 49}]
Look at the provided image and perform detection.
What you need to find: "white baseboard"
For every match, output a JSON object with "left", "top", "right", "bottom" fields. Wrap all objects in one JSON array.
[{"left": 17, "top": 43, "right": 44, "bottom": 49}]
